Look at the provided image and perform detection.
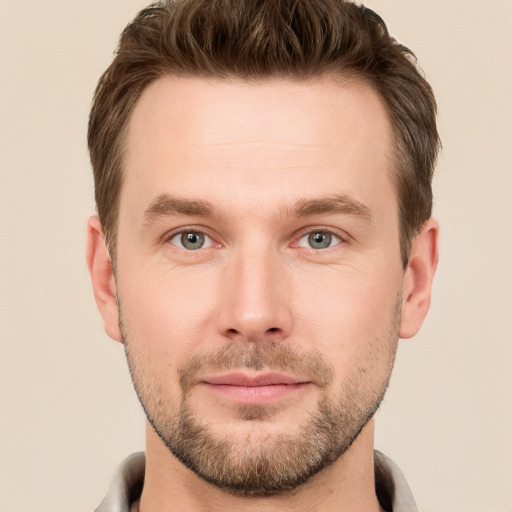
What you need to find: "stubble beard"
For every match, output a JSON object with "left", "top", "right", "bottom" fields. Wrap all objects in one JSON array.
[{"left": 120, "top": 301, "right": 400, "bottom": 497}]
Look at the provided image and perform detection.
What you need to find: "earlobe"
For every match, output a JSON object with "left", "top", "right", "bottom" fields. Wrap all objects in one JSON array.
[
  {"left": 399, "top": 218, "right": 439, "bottom": 339},
  {"left": 86, "top": 216, "right": 122, "bottom": 343}
]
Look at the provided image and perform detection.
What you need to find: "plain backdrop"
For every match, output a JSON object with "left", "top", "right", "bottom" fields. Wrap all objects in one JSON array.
[{"left": 1, "top": 1, "right": 511, "bottom": 511}]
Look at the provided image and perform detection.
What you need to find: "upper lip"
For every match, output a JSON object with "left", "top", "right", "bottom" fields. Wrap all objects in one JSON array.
[{"left": 201, "top": 372, "right": 310, "bottom": 386}]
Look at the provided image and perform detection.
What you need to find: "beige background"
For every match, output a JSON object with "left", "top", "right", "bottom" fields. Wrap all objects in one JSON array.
[{"left": 1, "top": 0, "right": 511, "bottom": 510}]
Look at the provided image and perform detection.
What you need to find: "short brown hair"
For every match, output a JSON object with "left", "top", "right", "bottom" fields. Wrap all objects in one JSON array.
[{"left": 88, "top": 0, "right": 440, "bottom": 267}]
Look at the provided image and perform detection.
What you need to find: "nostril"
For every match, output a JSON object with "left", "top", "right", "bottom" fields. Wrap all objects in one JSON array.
[{"left": 267, "top": 327, "right": 279, "bottom": 333}]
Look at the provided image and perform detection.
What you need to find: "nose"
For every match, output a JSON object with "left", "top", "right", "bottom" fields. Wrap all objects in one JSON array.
[{"left": 216, "top": 244, "right": 293, "bottom": 343}]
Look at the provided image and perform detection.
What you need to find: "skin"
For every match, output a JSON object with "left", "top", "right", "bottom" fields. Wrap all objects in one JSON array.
[{"left": 87, "top": 76, "right": 438, "bottom": 511}]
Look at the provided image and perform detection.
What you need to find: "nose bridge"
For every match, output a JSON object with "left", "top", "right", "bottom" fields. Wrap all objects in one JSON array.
[{"left": 218, "top": 238, "right": 292, "bottom": 341}]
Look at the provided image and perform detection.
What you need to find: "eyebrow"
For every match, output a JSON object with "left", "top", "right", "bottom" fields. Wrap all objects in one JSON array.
[
  {"left": 143, "top": 194, "right": 216, "bottom": 224},
  {"left": 142, "top": 192, "right": 372, "bottom": 224},
  {"left": 290, "top": 195, "right": 372, "bottom": 220}
]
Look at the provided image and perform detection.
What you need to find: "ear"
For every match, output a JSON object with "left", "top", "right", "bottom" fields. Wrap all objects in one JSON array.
[
  {"left": 399, "top": 218, "right": 439, "bottom": 339},
  {"left": 86, "top": 216, "right": 122, "bottom": 343}
]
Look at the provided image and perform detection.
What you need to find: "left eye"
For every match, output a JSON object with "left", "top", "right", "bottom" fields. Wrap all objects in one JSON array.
[
  {"left": 297, "top": 231, "right": 341, "bottom": 250},
  {"left": 169, "top": 231, "right": 213, "bottom": 250}
]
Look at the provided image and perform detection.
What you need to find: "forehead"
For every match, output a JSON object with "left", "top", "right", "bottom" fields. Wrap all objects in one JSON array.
[{"left": 122, "top": 75, "right": 395, "bottom": 214}]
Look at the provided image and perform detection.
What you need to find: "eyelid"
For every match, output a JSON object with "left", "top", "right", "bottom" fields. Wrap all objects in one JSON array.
[
  {"left": 161, "top": 224, "right": 349, "bottom": 250},
  {"left": 163, "top": 226, "right": 219, "bottom": 249},
  {"left": 291, "top": 226, "right": 349, "bottom": 248}
]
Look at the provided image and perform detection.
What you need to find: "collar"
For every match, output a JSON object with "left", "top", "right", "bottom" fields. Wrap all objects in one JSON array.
[{"left": 95, "top": 450, "right": 417, "bottom": 512}]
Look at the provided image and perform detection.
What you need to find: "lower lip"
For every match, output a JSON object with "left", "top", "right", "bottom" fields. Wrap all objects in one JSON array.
[{"left": 203, "top": 383, "right": 310, "bottom": 405}]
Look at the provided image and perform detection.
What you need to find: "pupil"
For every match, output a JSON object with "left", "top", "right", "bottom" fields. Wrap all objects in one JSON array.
[
  {"left": 181, "top": 232, "right": 204, "bottom": 249},
  {"left": 309, "top": 232, "right": 331, "bottom": 249}
]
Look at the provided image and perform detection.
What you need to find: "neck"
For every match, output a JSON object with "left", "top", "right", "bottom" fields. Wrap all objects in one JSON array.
[{"left": 139, "top": 420, "right": 384, "bottom": 512}]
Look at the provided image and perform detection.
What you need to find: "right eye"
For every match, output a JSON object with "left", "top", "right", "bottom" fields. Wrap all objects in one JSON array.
[{"left": 168, "top": 231, "right": 213, "bottom": 250}]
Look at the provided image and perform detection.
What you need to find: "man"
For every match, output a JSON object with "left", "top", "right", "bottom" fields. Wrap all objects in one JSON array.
[{"left": 86, "top": 0, "right": 439, "bottom": 510}]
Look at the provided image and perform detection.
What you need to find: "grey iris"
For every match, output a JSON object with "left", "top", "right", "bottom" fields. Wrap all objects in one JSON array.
[
  {"left": 308, "top": 232, "right": 332, "bottom": 249},
  {"left": 181, "top": 232, "right": 205, "bottom": 250}
]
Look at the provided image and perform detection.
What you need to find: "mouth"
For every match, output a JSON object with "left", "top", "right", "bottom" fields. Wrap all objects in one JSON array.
[{"left": 199, "top": 371, "right": 313, "bottom": 405}]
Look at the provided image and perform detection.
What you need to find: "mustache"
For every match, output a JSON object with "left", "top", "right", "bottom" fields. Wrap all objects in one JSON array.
[{"left": 178, "top": 340, "right": 334, "bottom": 393}]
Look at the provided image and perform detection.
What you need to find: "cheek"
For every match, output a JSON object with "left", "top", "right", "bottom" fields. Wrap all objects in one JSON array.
[
  {"left": 117, "top": 263, "right": 221, "bottom": 363},
  {"left": 292, "top": 264, "right": 401, "bottom": 368},
  {"left": 118, "top": 277, "right": 205, "bottom": 414}
]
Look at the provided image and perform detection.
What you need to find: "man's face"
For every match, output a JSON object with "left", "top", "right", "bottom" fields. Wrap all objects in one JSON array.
[{"left": 114, "top": 76, "right": 404, "bottom": 495}]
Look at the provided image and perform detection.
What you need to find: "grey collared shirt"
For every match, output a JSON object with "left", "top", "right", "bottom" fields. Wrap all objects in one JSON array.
[{"left": 95, "top": 450, "right": 417, "bottom": 512}]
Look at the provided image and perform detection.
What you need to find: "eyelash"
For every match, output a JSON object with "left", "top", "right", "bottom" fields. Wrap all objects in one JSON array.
[
  {"left": 164, "top": 227, "right": 217, "bottom": 250},
  {"left": 163, "top": 226, "right": 348, "bottom": 251},
  {"left": 295, "top": 229, "right": 344, "bottom": 249}
]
